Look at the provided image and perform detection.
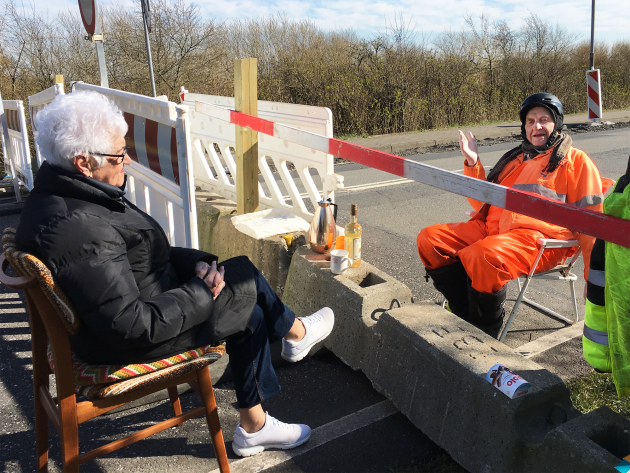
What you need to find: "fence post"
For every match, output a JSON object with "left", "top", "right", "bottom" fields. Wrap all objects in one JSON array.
[
  {"left": 234, "top": 58, "right": 259, "bottom": 215},
  {"left": 54, "top": 74, "right": 64, "bottom": 93}
]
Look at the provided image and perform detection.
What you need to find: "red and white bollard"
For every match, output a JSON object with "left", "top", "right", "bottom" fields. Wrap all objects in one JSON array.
[{"left": 586, "top": 69, "right": 602, "bottom": 122}]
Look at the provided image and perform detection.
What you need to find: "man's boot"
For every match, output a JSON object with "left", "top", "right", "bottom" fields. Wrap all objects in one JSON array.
[
  {"left": 468, "top": 281, "right": 506, "bottom": 338},
  {"left": 425, "top": 262, "right": 469, "bottom": 320}
]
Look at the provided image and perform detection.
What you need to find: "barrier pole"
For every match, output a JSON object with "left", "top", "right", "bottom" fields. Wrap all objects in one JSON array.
[
  {"left": 234, "top": 58, "right": 259, "bottom": 215},
  {"left": 195, "top": 100, "right": 630, "bottom": 249}
]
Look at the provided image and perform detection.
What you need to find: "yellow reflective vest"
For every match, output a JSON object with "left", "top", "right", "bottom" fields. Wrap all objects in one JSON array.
[
  {"left": 583, "top": 238, "right": 611, "bottom": 372},
  {"left": 583, "top": 173, "right": 630, "bottom": 396}
]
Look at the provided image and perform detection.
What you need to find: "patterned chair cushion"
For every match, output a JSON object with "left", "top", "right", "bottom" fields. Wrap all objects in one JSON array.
[
  {"left": 47, "top": 343, "right": 225, "bottom": 386},
  {"left": 77, "top": 352, "right": 223, "bottom": 399}
]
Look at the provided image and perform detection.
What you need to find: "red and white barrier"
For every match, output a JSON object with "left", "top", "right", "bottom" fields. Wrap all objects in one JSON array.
[
  {"left": 586, "top": 69, "right": 603, "bottom": 122},
  {"left": 195, "top": 100, "right": 630, "bottom": 249},
  {"left": 74, "top": 82, "right": 198, "bottom": 249},
  {"left": 180, "top": 88, "right": 342, "bottom": 223}
]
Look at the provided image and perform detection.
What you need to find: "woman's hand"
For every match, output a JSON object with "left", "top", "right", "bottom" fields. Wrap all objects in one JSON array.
[
  {"left": 196, "top": 261, "right": 226, "bottom": 300},
  {"left": 458, "top": 130, "right": 478, "bottom": 166}
]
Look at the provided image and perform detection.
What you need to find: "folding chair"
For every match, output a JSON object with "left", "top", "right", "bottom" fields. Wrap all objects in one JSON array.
[
  {"left": 0, "top": 228, "right": 230, "bottom": 473},
  {"left": 499, "top": 238, "right": 581, "bottom": 342},
  {"left": 498, "top": 177, "right": 616, "bottom": 342}
]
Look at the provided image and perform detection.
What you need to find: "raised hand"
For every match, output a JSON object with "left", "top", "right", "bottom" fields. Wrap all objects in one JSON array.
[{"left": 458, "top": 130, "right": 479, "bottom": 166}]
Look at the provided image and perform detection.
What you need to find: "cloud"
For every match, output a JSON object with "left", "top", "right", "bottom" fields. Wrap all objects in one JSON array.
[{"left": 18, "top": 0, "right": 630, "bottom": 44}]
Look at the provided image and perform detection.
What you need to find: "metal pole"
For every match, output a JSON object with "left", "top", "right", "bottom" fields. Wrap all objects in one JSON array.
[
  {"left": 142, "top": 12, "right": 157, "bottom": 97},
  {"left": 94, "top": 39, "right": 109, "bottom": 88},
  {"left": 589, "top": 0, "right": 595, "bottom": 70}
]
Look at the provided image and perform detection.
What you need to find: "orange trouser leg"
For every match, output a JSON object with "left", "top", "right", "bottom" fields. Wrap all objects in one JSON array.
[
  {"left": 417, "top": 220, "right": 488, "bottom": 270},
  {"left": 459, "top": 228, "right": 569, "bottom": 294}
]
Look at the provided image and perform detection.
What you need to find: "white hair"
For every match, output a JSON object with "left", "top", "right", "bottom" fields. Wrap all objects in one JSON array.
[{"left": 35, "top": 91, "right": 128, "bottom": 172}]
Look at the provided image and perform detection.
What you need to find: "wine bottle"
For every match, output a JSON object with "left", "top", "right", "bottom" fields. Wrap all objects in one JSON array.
[{"left": 344, "top": 204, "right": 362, "bottom": 267}]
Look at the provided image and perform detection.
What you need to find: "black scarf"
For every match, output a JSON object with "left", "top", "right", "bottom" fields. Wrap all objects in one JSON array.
[{"left": 486, "top": 132, "right": 572, "bottom": 184}]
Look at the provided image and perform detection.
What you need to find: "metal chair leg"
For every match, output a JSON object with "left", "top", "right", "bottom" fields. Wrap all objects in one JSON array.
[
  {"left": 569, "top": 278, "right": 579, "bottom": 323},
  {"left": 500, "top": 276, "right": 533, "bottom": 342}
]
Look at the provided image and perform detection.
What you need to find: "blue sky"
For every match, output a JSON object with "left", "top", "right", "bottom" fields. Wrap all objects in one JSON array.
[{"left": 23, "top": 0, "right": 630, "bottom": 45}]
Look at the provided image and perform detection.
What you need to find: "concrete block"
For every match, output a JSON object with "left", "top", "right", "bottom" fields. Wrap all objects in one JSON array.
[
  {"left": 522, "top": 406, "right": 630, "bottom": 472},
  {"left": 369, "top": 305, "right": 580, "bottom": 472},
  {"left": 282, "top": 246, "right": 413, "bottom": 369},
  {"left": 195, "top": 191, "right": 306, "bottom": 297},
  {"left": 283, "top": 249, "right": 630, "bottom": 472}
]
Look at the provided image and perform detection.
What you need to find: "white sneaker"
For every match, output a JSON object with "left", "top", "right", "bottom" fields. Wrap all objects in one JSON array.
[
  {"left": 232, "top": 412, "right": 311, "bottom": 457},
  {"left": 281, "top": 307, "right": 334, "bottom": 362}
]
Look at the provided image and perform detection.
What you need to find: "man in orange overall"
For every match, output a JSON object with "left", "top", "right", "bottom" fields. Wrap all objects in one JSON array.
[{"left": 417, "top": 93, "right": 604, "bottom": 337}]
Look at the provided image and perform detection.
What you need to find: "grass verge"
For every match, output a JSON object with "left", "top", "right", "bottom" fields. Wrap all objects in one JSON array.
[{"left": 568, "top": 371, "right": 630, "bottom": 418}]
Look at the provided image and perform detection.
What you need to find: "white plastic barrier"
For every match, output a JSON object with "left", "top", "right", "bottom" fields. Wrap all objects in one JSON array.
[
  {"left": 28, "top": 83, "right": 65, "bottom": 167},
  {"left": 0, "top": 94, "right": 33, "bottom": 197},
  {"left": 73, "top": 82, "right": 198, "bottom": 249},
  {"left": 180, "top": 87, "right": 343, "bottom": 221}
]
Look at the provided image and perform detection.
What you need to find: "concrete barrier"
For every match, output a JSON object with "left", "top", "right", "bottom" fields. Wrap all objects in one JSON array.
[
  {"left": 195, "top": 190, "right": 306, "bottom": 297},
  {"left": 282, "top": 247, "right": 630, "bottom": 472},
  {"left": 282, "top": 246, "right": 414, "bottom": 367}
]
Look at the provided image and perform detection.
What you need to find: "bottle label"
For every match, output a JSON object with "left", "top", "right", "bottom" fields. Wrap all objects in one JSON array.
[{"left": 353, "top": 237, "right": 361, "bottom": 261}]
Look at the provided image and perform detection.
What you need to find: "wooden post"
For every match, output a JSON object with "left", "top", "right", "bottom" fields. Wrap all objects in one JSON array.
[
  {"left": 234, "top": 58, "right": 259, "bottom": 215},
  {"left": 55, "top": 75, "right": 64, "bottom": 93}
]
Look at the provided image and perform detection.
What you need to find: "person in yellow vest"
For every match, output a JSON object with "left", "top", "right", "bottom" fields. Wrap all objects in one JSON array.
[
  {"left": 583, "top": 157, "right": 630, "bottom": 397},
  {"left": 583, "top": 237, "right": 611, "bottom": 372}
]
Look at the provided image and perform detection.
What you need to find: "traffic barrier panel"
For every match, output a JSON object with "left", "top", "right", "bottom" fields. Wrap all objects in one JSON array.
[
  {"left": 74, "top": 82, "right": 198, "bottom": 249},
  {"left": 180, "top": 87, "right": 343, "bottom": 222},
  {"left": 0, "top": 94, "right": 33, "bottom": 197},
  {"left": 587, "top": 69, "right": 603, "bottom": 122},
  {"left": 28, "top": 83, "right": 65, "bottom": 167},
  {"left": 195, "top": 99, "right": 630, "bottom": 249}
]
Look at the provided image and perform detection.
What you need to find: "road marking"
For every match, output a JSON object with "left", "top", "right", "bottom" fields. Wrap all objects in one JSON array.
[
  {"left": 280, "top": 167, "right": 491, "bottom": 199},
  {"left": 337, "top": 178, "right": 413, "bottom": 192},
  {"left": 515, "top": 321, "right": 584, "bottom": 358},
  {"left": 209, "top": 400, "right": 398, "bottom": 473}
]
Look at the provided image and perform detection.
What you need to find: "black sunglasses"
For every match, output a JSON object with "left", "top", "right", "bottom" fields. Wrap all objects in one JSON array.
[{"left": 90, "top": 146, "right": 130, "bottom": 164}]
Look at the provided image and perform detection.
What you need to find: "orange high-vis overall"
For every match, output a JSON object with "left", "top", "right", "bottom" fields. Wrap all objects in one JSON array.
[{"left": 417, "top": 146, "right": 604, "bottom": 294}]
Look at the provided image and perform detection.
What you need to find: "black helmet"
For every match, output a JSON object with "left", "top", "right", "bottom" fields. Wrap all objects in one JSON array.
[{"left": 519, "top": 92, "right": 564, "bottom": 137}]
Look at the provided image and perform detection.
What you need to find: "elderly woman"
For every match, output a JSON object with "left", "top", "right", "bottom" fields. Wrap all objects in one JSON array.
[{"left": 16, "top": 91, "right": 334, "bottom": 457}]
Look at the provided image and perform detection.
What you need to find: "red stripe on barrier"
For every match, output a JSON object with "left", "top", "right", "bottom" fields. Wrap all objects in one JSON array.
[
  {"left": 170, "top": 127, "right": 179, "bottom": 185},
  {"left": 589, "top": 109, "right": 600, "bottom": 119},
  {"left": 328, "top": 138, "right": 406, "bottom": 177},
  {"left": 588, "top": 85, "right": 599, "bottom": 103},
  {"left": 144, "top": 119, "right": 162, "bottom": 175},
  {"left": 589, "top": 70, "right": 599, "bottom": 81},
  {"left": 230, "top": 110, "right": 274, "bottom": 137},
  {"left": 123, "top": 112, "right": 139, "bottom": 163},
  {"left": 7, "top": 110, "right": 20, "bottom": 132},
  {"left": 505, "top": 189, "right": 630, "bottom": 247}
]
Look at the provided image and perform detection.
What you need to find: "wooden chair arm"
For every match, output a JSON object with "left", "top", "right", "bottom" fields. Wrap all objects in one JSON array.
[{"left": 0, "top": 253, "right": 37, "bottom": 289}]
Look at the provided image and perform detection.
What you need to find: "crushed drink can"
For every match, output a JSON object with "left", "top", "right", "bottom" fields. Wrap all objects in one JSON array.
[{"left": 485, "top": 364, "right": 531, "bottom": 399}]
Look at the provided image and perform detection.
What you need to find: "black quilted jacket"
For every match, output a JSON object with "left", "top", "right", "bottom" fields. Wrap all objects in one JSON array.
[{"left": 16, "top": 162, "right": 256, "bottom": 364}]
